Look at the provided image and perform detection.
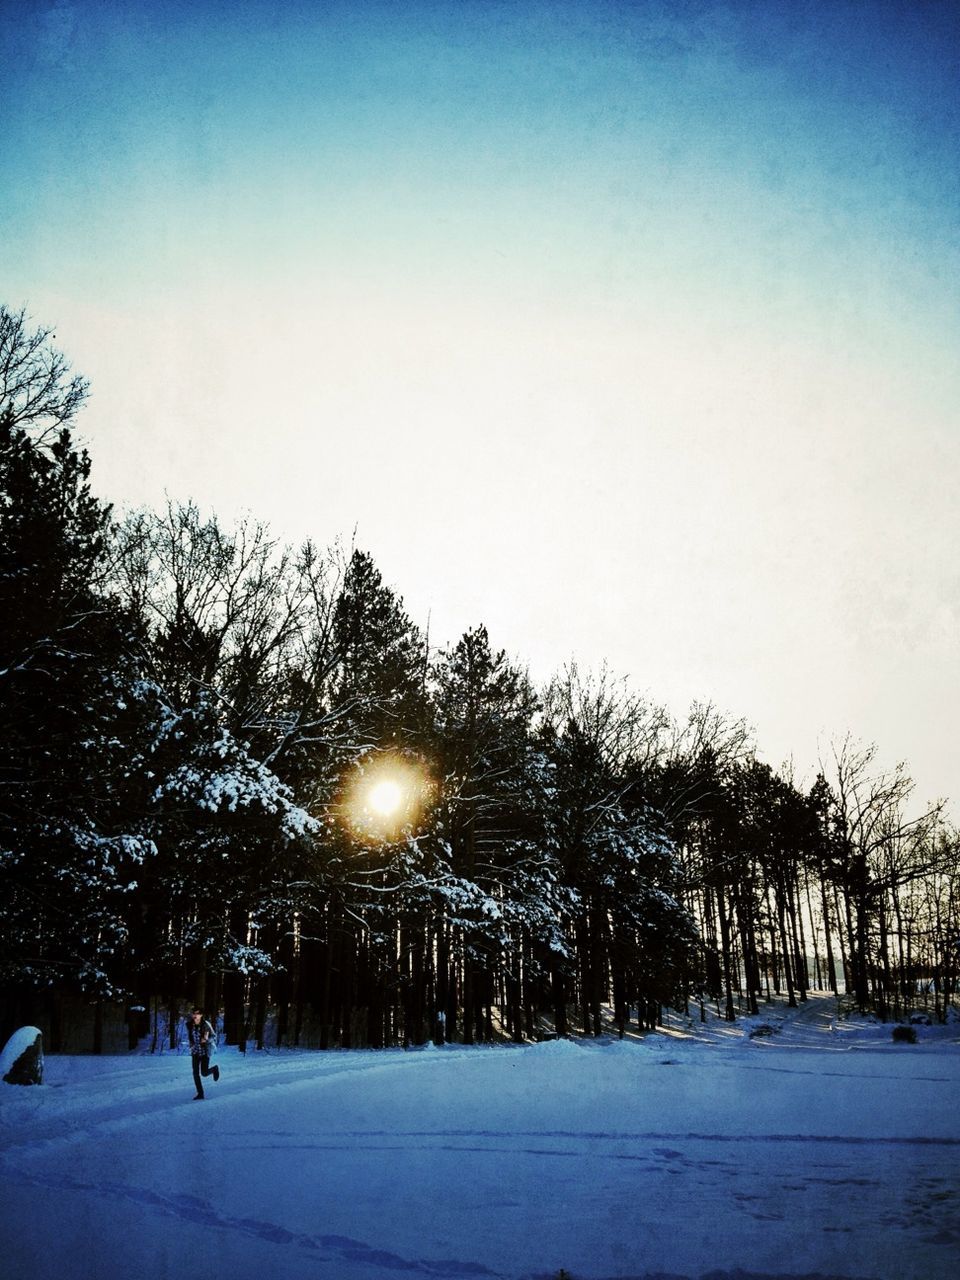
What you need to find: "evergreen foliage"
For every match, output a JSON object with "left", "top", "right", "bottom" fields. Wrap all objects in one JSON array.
[{"left": 0, "top": 308, "right": 956, "bottom": 1047}]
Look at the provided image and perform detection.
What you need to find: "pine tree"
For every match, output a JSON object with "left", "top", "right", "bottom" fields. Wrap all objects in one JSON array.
[
  {"left": 429, "top": 626, "right": 546, "bottom": 1042},
  {"left": 0, "top": 407, "right": 152, "bottom": 1026},
  {"left": 331, "top": 549, "right": 427, "bottom": 750},
  {"left": 541, "top": 671, "right": 697, "bottom": 1036}
]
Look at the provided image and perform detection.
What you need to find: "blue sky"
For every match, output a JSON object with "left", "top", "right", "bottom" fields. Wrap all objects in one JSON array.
[{"left": 2, "top": 0, "right": 959, "bottom": 803}]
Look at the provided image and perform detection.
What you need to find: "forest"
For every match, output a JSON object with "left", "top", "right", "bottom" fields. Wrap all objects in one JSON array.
[{"left": 1, "top": 304, "right": 957, "bottom": 1053}]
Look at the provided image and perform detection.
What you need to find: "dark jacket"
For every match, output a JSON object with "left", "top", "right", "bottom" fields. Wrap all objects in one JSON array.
[{"left": 186, "top": 1017, "right": 216, "bottom": 1056}]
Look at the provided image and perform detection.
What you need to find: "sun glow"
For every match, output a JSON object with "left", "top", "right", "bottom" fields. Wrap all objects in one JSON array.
[
  {"left": 343, "top": 755, "right": 431, "bottom": 840},
  {"left": 368, "top": 779, "right": 403, "bottom": 816}
]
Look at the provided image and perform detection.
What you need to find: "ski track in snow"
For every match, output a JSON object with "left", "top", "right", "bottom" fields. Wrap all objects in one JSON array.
[
  {"left": 1, "top": 1159, "right": 499, "bottom": 1277},
  {"left": 0, "top": 1049, "right": 438, "bottom": 1155},
  {"left": 208, "top": 1129, "right": 960, "bottom": 1147},
  {"left": 2, "top": 1146, "right": 937, "bottom": 1280},
  {"left": 2, "top": 998, "right": 959, "bottom": 1280}
]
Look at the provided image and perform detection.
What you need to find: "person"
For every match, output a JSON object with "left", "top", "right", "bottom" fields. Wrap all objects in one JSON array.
[{"left": 185, "top": 1007, "right": 220, "bottom": 1099}]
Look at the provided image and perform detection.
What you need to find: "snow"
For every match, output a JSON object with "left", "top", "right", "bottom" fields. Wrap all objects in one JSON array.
[
  {"left": 0, "top": 1027, "right": 42, "bottom": 1081},
  {"left": 1, "top": 995, "right": 958, "bottom": 1280}
]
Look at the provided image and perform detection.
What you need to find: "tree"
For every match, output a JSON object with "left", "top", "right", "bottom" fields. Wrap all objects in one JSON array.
[
  {"left": 821, "top": 736, "right": 942, "bottom": 1012},
  {"left": 634, "top": 705, "right": 752, "bottom": 1021},
  {"left": 110, "top": 505, "right": 346, "bottom": 1044},
  {"left": 428, "top": 625, "right": 546, "bottom": 1042},
  {"left": 541, "top": 667, "right": 697, "bottom": 1036},
  {"left": 330, "top": 548, "right": 427, "bottom": 750},
  {"left": 139, "top": 690, "right": 322, "bottom": 1035},
  {"left": 0, "top": 398, "right": 151, "bottom": 1035},
  {"left": 0, "top": 305, "right": 88, "bottom": 439},
  {"left": 114, "top": 502, "right": 312, "bottom": 734}
]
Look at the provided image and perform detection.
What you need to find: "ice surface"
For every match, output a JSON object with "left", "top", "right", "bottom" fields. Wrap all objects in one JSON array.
[{"left": 0, "top": 995, "right": 957, "bottom": 1280}]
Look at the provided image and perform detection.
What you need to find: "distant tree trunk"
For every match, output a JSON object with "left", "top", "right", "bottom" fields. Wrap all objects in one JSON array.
[
  {"left": 576, "top": 917, "right": 592, "bottom": 1034},
  {"left": 766, "top": 886, "right": 781, "bottom": 994},
  {"left": 462, "top": 953, "right": 474, "bottom": 1045},
  {"left": 435, "top": 923, "right": 453, "bottom": 1044},
  {"left": 715, "top": 889, "right": 736, "bottom": 1021},
  {"left": 223, "top": 969, "right": 245, "bottom": 1047},
  {"left": 506, "top": 950, "right": 524, "bottom": 1042},
  {"left": 254, "top": 976, "right": 268, "bottom": 1050},
  {"left": 523, "top": 935, "right": 536, "bottom": 1041},
  {"left": 446, "top": 942, "right": 460, "bottom": 1044},
  {"left": 589, "top": 906, "right": 605, "bottom": 1036},
  {"left": 551, "top": 959, "right": 568, "bottom": 1037},
  {"left": 802, "top": 871, "right": 821, "bottom": 990},
  {"left": 835, "top": 883, "right": 852, "bottom": 997},
  {"left": 340, "top": 931, "right": 357, "bottom": 1049},
  {"left": 292, "top": 938, "right": 305, "bottom": 1047},
  {"left": 482, "top": 978, "right": 494, "bottom": 1043},
  {"left": 169, "top": 994, "right": 179, "bottom": 1050},
  {"left": 734, "top": 880, "right": 760, "bottom": 1014},
  {"left": 852, "top": 886, "right": 871, "bottom": 1013},
  {"left": 410, "top": 926, "right": 426, "bottom": 1046},
  {"left": 274, "top": 924, "right": 292, "bottom": 1048},
  {"left": 318, "top": 934, "right": 333, "bottom": 1050},
  {"left": 612, "top": 973, "right": 627, "bottom": 1038},
  {"left": 890, "top": 883, "right": 909, "bottom": 1015},
  {"left": 786, "top": 878, "right": 808, "bottom": 1001},
  {"left": 774, "top": 882, "right": 797, "bottom": 1008},
  {"left": 367, "top": 949, "right": 385, "bottom": 1050},
  {"left": 206, "top": 968, "right": 222, "bottom": 1030},
  {"left": 820, "top": 871, "right": 837, "bottom": 995},
  {"left": 275, "top": 983, "right": 289, "bottom": 1048},
  {"left": 877, "top": 900, "right": 893, "bottom": 1022}
]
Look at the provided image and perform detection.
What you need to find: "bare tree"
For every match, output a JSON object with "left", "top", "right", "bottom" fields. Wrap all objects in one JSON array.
[
  {"left": 0, "top": 305, "right": 89, "bottom": 439},
  {"left": 822, "top": 735, "right": 943, "bottom": 1012},
  {"left": 542, "top": 662, "right": 671, "bottom": 788}
]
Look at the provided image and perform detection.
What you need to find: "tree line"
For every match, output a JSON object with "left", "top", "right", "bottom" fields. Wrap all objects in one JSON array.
[{"left": 1, "top": 306, "right": 956, "bottom": 1051}]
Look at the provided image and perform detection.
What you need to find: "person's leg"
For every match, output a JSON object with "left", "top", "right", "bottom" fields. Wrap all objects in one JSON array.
[
  {"left": 200, "top": 1051, "right": 220, "bottom": 1083},
  {"left": 192, "top": 1054, "right": 204, "bottom": 1098}
]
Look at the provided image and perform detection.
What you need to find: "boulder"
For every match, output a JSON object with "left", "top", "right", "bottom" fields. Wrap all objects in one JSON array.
[
  {"left": 1, "top": 1026, "right": 44, "bottom": 1085},
  {"left": 891, "top": 1024, "right": 917, "bottom": 1044},
  {"left": 748, "top": 1022, "right": 777, "bottom": 1038}
]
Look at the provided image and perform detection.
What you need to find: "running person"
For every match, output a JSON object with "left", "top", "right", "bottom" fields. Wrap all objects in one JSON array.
[{"left": 186, "top": 1008, "right": 220, "bottom": 1099}]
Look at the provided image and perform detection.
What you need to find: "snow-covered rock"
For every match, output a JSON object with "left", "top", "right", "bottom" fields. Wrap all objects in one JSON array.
[{"left": 1, "top": 1025, "right": 43, "bottom": 1085}]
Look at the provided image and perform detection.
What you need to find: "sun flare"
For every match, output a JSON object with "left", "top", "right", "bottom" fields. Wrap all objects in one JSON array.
[
  {"left": 368, "top": 779, "right": 403, "bottom": 816},
  {"left": 342, "top": 755, "right": 431, "bottom": 840}
]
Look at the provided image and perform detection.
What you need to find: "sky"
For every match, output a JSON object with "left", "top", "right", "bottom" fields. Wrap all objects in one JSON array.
[{"left": 2, "top": 0, "right": 958, "bottom": 808}]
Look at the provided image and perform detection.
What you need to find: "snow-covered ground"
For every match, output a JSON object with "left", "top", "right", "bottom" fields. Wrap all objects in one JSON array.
[{"left": 1, "top": 993, "right": 958, "bottom": 1280}]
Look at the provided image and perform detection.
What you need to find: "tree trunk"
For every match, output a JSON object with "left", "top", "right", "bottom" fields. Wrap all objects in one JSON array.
[
  {"left": 786, "top": 877, "right": 808, "bottom": 1001},
  {"left": 819, "top": 867, "right": 839, "bottom": 996},
  {"left": 775, "top": 879, "right": 797, "bottom": 1008},
  {"left": 715, "top": 887, "right": 736, "bottom": 1021},
  {"left": 254, "top": 976, "right": 268, "bottom": 1050}
]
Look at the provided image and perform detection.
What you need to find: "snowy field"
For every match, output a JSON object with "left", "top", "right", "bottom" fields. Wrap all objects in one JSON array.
[{"left": 1, "top": 994, "right": 958, "bottom": 1280}]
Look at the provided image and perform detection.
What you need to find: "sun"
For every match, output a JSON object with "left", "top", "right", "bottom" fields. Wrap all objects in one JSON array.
[
  {"left": 342, "top": 755, "right": 432, "bottom": 840},
  {"left": 368, "top": 778, "right": 403, "bottom": 817}
]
